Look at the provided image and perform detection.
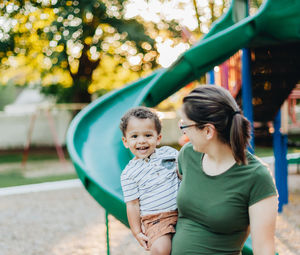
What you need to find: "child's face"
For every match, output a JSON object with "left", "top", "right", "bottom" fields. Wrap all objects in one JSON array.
[{"left": 122, "top": 117, "right": 162, "bottom": 159}]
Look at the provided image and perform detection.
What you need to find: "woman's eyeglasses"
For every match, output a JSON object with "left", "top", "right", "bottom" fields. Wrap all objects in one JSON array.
[
  {"left": 178, "top": 119, "right": 199, "bottom": 131},
  {"left": 178, "top": 120, "right": 206, "bottom": 131},
  {"left": 179, "top": 124, "right": 198, "bottom": 130}
]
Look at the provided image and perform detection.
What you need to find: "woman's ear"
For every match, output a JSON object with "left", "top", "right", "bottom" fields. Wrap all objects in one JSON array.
[{"left": 205, "top": 124, "right": 216, "bottom": 140}]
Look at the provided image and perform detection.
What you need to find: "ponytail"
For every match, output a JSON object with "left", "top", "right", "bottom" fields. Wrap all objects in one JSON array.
[{"left": 230, "top": 113, "right": 251, "bottom": 165}]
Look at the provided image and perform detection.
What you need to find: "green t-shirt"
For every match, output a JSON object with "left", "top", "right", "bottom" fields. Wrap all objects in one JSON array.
[{"left": 171, "top": 143, "right": 277, "bottom": 255}]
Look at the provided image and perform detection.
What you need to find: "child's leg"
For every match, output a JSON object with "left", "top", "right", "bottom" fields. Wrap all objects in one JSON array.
[{"left": 150, "top": 234, "right": 172, "bottom": 255}]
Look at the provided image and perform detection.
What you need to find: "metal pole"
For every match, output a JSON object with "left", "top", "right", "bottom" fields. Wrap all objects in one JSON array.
[
  {"left": 273, "top": 111, "right": 288, "bottom": 212},
  {"left": 240, "top": 0, "right": 254, "bottom": 153},
  {"left": 44, "top": 109, "right": 67, "bottom": 167},
  {"left": 241, "top": 48, "right": 255, "bottom": 153},
  {"left": 105, "top": 211, "right": 110, "bottom": 255},
  {"left": 208, "top": 70, "right": 215, "bottom": 84},
  {"left": 22, "top": 113, "right": 37, "bottom": 168}
]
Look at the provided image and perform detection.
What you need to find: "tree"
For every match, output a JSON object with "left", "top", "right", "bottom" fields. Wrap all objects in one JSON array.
[{"left": 0, "top": 0, "right": 182, "bottom": 103}]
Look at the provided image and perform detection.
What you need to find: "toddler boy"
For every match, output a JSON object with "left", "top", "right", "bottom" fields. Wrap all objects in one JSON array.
[{"left": 120, "top": 106, "right": 180, "bottom": 255}]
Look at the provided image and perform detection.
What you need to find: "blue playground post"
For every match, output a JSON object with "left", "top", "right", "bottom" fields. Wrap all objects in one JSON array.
[
  {"left": 208, "top": 69, "right": 215, "bottom": 84},
  {"left": 273, "top": 111, "right": 289, "bottom": 212},
  {"left": 241, "top": 48, "right": 255, "bottom": 154},
  {"left": 240, "top": 0, "right": 254, "bottom": 154}
]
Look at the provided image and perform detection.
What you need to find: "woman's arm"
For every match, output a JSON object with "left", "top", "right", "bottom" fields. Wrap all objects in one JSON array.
[
  {"left": 176, "top": 168, "right": 182, "bottom": 180},
  {"left": 249, "top": 195, "right": 277, "bottom": 255},
  {"left": 126, "top": 199, "right": 149, "bottom": 250}
]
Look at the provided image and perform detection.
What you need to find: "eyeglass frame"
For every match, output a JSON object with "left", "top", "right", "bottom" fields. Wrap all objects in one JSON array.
[
  {"left": 179, "top": 124, "right": 199, "bottom": 130},
  {"left": 178, "top": 120, "right": 207, "bottom": 131}
]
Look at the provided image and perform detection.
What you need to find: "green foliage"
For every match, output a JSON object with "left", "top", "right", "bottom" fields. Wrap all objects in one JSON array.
[{"left": 0, "top": 0, "right": 182, "bottom": 103}]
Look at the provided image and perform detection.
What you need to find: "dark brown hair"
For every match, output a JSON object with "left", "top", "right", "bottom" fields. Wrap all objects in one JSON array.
[
  {"left": 183, "top": 85, "right": 251, "bottom": 164},
  {"left": 120, "top": 106, "right": 162, "bottom": 136}
]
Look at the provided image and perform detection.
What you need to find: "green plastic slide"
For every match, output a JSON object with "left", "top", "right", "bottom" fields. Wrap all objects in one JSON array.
[{"left": 67, "top": 0, "right": 300, "bottom": 254}]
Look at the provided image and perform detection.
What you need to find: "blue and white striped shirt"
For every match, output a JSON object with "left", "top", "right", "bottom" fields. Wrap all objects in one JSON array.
[{"left": 121, "top": 146, "right": 180, "bottom": 216}]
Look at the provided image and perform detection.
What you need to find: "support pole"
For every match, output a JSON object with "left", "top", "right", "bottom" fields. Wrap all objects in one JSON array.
[
  {"left": 241, "top": 48, "right": 255, "bottom": 153},
  {"left": 45, "top": 109, "right": 67, "bottom": 167},
  {"left": 22, "top": 113, "right": 37, "bottom": 168},
  {"left": 273, "top": 111, "right": 288, "bottom": 212},
  {"left": 208, "top": 70, "right": 215, "bottom": 84},
  {"left": 105, "top": 211, "right": 110, "bottom": 255}
]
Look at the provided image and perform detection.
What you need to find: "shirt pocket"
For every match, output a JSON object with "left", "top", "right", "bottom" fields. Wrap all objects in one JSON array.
[
  {"left": 159, "top": 157, "right": 177, "bottom": 179},
  {"left": 161, "top": 158, "right": 176, "bottom": 170}
]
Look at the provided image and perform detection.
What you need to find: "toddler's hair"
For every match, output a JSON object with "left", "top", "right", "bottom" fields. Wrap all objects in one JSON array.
[{"left": 120, "top": 106, "right": 161, "bottom": 136}]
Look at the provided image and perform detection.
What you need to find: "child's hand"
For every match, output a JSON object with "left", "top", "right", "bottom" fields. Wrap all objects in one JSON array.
[{"left": 136, "top": 232, "right": 149, "bottom": 250}]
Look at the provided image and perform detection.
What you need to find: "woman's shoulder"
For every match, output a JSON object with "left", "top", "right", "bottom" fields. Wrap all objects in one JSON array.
[
  {"left": 246, "top": 152, "right": 269, "bottom": 170},
  {"left": 179, "top": 142, "right": 193, "bottom": 155},
  {"left": 181, "top": 142, "right": 193, "bottom": 151},
  {"left": 179, "top": 142, "right": 203, "bottom": 158},
  {"left": 244, "top": 153, "right": 277, "bottom": 205},
  {"left": 243, "top": 152, "right": 275, "bottom": 181}
]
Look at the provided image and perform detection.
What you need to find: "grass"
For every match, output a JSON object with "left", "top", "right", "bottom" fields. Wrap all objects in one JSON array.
[
  {"left": 255, "top": 146, "right": 300, "bottom": 157},
  {"left": 0, "top": 170, "right": 77, "bottom": 188},
  {"left": 0, "top": 150, "right": 69, "bottom": 164},
  {"left": 0, "top": 144, "right": 299, "bottom": 188},
  {"left": 0, "top": 149, "right": 77, "bottom": 188}
]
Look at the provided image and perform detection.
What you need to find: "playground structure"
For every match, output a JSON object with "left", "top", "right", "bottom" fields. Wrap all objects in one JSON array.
[
  {"left": 67, "top": 0, "right": 300, "bottom": 254},
  {"left": 19, "top": 103, "right": 87, "bottom": 168}
]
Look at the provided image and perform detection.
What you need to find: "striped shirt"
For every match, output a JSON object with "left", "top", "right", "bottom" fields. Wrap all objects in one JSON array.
[{"left": 121, "top": 146, "right": 180, "bottom": 216}]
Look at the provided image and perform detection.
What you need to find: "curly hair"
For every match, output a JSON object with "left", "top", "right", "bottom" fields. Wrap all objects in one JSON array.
[{"left": 120, "top": 106, "right": 161, "bottom": 136}]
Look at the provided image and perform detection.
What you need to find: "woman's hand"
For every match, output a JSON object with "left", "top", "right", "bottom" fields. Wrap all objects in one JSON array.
[
  {"left": 249, "top": 195, "right": 277, "bottom": 255},
  {"left": 135, "top": 232, "right": 149, "bottom": 250}
]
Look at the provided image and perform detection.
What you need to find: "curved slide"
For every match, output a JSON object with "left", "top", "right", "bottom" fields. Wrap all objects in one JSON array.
[{"left": 67, "top": 0, "right": 300, "bottom": 254}]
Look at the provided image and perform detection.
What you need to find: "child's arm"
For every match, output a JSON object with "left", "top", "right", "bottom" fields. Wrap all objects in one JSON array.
[{"left": 126, "top": 199, "right": 149, "bottom": 250}]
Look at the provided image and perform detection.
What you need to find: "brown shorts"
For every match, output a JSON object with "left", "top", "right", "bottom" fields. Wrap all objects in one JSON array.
[{"left": 141, "top": 210, "right": 178, "bottom": 248}]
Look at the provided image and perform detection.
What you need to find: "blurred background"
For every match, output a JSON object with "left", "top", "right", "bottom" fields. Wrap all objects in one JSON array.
[
  {"left": 0, "top": 0, "right": 298, "bottom": 189},
  {"left": 0, "top": 1, "right": 300, "bottom": 255}
]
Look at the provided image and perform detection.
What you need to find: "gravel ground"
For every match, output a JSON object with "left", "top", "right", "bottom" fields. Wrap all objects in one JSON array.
[
  {"left": 0, "top": 160, "right": 299, "bottom": 255},
  {"left": 0, "top": 184, "right": 299, "bottom": 255},
  {"left": 0, "top": 186, "right": 147, "bottom": 255},
  {"left": 275, "top": 191, "right": 300, "bottom": 255}
]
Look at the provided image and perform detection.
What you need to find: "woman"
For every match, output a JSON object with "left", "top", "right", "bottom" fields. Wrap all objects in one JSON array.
[{"left": 172, "top": 85, "right": 278, "bottom": 255}]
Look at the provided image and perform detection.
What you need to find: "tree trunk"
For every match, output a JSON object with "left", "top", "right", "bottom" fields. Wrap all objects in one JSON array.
[{"left": 71, "top": 43, "right": 100, "bottom": 103}]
